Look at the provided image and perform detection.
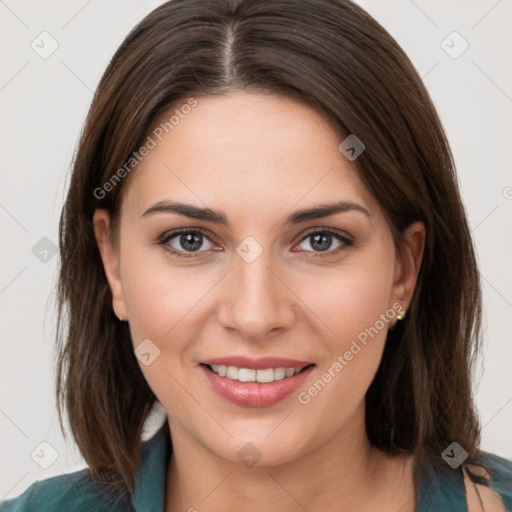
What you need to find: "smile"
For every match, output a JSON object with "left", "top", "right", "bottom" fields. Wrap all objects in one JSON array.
[
  {"left": 200, "top": 360, "right": 315, "bottom": 407},
  {"left": 207, "top": 364, "right": 308, "bottom": 383}
]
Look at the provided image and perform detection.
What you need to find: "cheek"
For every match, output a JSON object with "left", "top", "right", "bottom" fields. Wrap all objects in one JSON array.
[
  {"left": 119, "top": 250, "right": 202, "bottom": 412},
  {"left": 306, "top": 257, "right": 395, "bottom": 345},
  {"left": 119, "top": 246, "right": 196, "bottom": 344},
  {"left": 295, "top": 262, "right": 395, "bottom": 425}
]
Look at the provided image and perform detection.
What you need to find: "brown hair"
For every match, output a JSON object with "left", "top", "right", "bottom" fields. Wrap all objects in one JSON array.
[{"left": 56, "top": 0, "right": 487, "bottom": 500}]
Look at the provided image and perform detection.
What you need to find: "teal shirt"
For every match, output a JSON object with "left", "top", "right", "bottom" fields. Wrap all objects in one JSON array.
[{"left": 2, "top": 421, "right": 511, "bottom": 511}]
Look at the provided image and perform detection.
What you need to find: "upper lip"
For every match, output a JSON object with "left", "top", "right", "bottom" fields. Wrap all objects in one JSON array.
[{"left": 201, "top": 356, "right": 313, "bottom": 370}]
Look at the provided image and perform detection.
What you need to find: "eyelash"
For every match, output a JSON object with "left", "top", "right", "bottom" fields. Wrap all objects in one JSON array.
[{"left": 156, "top": 227, "right": 354, "bottom": 259}]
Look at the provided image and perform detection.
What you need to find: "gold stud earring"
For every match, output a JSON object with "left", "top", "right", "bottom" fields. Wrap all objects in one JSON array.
[{"left": 396, "top": 309, "right": 407, "bottom": 321}]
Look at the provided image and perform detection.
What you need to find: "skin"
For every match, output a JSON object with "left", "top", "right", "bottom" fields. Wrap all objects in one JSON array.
[{"left": 94, "top": 91, "right": 426, "bottom": 512}]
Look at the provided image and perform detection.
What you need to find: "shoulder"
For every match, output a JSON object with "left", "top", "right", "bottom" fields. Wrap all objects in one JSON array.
[
  {"left": 0, "top": 415, "right": 170, "bottom": 512},
  {"left": 463, "top": 452, "right": 512, "bottom": 512},
  {"left": 0, "top": 469, "right": 131, "bottom": 512}
]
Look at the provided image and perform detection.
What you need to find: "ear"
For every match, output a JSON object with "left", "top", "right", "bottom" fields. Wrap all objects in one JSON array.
[
  {"left": 93, "top": 209, "right": 127, "bottom": 320},
  {"left": 390, "top": 221, "right": 426, "bottom": 315}
]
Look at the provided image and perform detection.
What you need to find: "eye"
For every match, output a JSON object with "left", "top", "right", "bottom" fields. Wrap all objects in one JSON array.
[
  {"left": 157, "top": 226, "right": 354, "bottom": 259},
  {"left": 158, "top": 228, "right": 217, "bottom": 257},
  {"left": 294, "top": 228, "right": 353, "bottom": 255}
]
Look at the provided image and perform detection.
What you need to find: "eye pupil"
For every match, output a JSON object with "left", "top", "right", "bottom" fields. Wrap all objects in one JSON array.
[
  {"left": 181, "top": 233, "right": 202, "bottom": 251},
  {"left": 311, "top": 233, "right": 332, "bottom": 252}
]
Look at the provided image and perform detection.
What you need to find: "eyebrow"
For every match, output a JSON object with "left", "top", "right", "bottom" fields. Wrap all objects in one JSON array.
[{"left": 141, "top": 200, "right": 372, "bottom": 226}]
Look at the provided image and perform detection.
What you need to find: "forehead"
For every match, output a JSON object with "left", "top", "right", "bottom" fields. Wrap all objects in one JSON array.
[{"left": 121, "top": 91, "right": 377, "bottom": 221}]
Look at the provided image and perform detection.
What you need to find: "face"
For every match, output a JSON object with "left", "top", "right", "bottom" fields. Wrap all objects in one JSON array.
[{"left": 94, "top": 91, "right": 424, "bottom": 467}]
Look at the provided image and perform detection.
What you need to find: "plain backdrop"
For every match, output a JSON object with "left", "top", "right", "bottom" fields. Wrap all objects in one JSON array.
[{"left": 1, "top": 0, "right": 511, "bottom": 500}]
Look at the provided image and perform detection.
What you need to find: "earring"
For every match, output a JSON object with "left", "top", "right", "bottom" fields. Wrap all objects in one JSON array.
[
  {"left": 117, "top": 315, "right": 126, "bottom": 322},
  {"left": 396, "top": 309, "right": 406, "bottom": 321}
]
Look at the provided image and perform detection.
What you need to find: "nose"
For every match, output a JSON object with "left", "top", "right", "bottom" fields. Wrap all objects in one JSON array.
[{"left": 218, "top": 247, "right": 295, "bottom": 341}]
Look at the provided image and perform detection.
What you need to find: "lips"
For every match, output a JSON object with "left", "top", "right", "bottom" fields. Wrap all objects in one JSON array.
[{"left": 199, "top": 356, "right": 315, "bottom": 407}]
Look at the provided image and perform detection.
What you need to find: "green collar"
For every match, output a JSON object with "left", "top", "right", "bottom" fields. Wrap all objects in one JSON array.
[{"left": 131, "top": 419, "right": 171, "bottom": 512}]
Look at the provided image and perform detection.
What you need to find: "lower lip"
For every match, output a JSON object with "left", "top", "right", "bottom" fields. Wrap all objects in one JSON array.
[{"left": 200, "top": 364, "right": 315, "bottom": 408}]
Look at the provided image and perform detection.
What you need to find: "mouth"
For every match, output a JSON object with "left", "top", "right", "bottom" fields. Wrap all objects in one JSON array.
[
  {"left": 199, "top": 359, "right": 316, "bottom": 408},
  {"left": 201, "top": 363, "right": 314, "bottom": 383}
]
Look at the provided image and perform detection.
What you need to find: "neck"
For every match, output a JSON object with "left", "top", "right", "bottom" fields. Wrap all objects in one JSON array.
[{"left": 165, "top": 403, "right": 415, "bottom": 512}]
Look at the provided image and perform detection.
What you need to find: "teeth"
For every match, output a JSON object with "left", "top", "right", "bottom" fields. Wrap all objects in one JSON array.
[
  {"left": 226, "top": 366, "right": 239, "bottom": 379},
  {"left": 208, "top": 364, "right": 307, "bottom": 382},
  {"left": 238, "top": 368, "right": 256, "bottom": 382},
  {"left": 256, "top": 368, "right": 274, "bottom": 383},
  {"left": 274, "top": 367, "right": 286, "bottom": 380}
]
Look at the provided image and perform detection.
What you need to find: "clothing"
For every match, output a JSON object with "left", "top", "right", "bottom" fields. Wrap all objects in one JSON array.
[{"left": 1, "top": 420, "right": 511, "bottom": 511}]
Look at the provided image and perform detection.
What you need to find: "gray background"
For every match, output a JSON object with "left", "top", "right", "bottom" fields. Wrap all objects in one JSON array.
[{"left": 1, "top": 0, "right": 511, "bottom": 500}]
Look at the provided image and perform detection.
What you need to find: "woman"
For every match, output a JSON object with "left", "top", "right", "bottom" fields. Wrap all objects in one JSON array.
[{"left": 1, "top": 0, "right": 511, "bottom": 511}]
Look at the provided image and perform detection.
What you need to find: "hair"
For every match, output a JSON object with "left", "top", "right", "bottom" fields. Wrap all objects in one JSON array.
[{"left": 56, "top": 0, "right": 489, "bottom": 501}]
